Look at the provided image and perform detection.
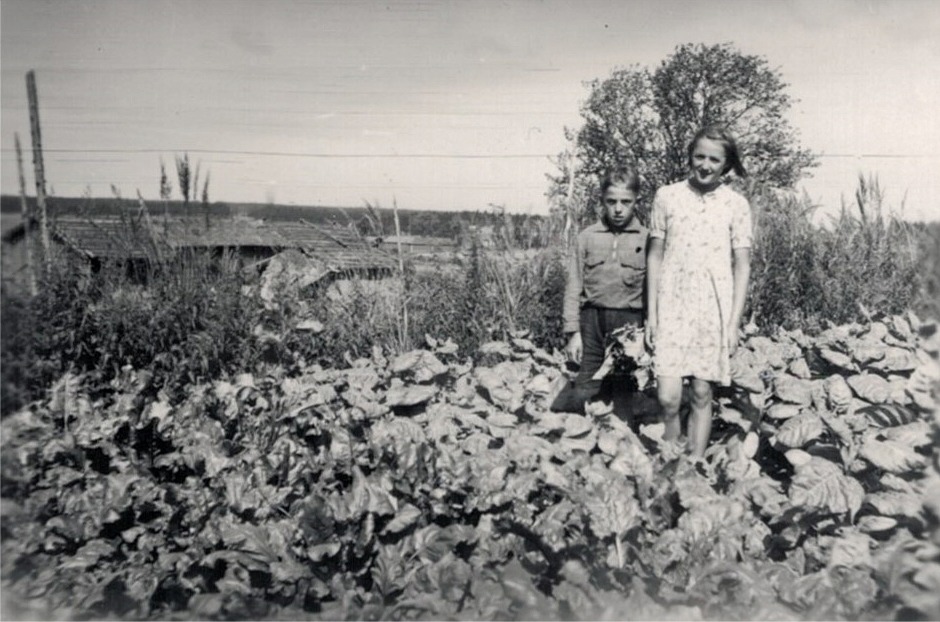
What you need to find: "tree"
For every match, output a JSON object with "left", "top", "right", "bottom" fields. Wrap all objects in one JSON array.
[{"left": 550, "top": 43, "right": 817, "bottom": 223}]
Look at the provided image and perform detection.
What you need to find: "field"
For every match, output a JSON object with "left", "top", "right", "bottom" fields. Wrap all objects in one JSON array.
[{"left": 1, "top": 185, "right": 939, "bottom": 620}]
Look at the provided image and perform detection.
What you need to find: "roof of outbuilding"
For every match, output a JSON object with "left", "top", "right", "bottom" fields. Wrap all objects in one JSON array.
[{"left": 3, "top": 215, "right": 398, "bottom": 272}]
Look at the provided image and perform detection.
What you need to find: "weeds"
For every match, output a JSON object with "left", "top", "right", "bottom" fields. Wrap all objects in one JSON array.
[
  {"left": 749, "top": 175, "right": 930, "bottom": 332},
  {"left": 1, "top": 247, "right": 259, "bottom": 414}
]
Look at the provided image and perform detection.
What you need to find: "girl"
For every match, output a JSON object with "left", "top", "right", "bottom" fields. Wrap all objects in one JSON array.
[
  {"left": 645, "top": 126, "right": 752, "bottom": 457},
  {"left": 553, "top": 167, "right": 648, "bottom": 413}
]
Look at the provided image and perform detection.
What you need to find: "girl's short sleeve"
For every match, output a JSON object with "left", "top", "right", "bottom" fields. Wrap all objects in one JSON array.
[
  {"left": 730, "top": 194, "right": 753, "bottom": 249},
  {"left": 649, "top": 189, "right": 667, "bottom": 239}
]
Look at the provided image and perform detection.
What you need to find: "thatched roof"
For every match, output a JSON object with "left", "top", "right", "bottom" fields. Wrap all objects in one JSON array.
[{"left": 3, "top": 216, "right": 397, "bottom": 272}]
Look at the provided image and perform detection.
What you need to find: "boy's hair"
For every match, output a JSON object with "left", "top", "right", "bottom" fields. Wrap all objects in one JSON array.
[
  {"left": 599, "top": 167, "right": 641, "bottom": 195},
  {"left": 687, "top": 126, "right": 747, "bottom": 178}
]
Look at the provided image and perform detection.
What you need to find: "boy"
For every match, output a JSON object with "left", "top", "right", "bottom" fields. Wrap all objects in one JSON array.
[{"left": 551, "top": 167, "right": 649, "bottom": 413}]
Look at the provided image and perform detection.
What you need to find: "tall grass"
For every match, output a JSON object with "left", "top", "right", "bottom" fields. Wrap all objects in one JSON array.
[
  {"left": 748, "top": 175, "right": 929, "bottom": 332},
  {"left": 1, "top": 241, "right": 260, "bottom": 415},
  {"left": 273, "top": 241, "right": 568, "bottom": 367}
]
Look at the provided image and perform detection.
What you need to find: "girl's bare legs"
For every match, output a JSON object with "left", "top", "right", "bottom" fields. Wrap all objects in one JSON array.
[
  {"left": 687, "top": 378, "right": 714, "bottom": 457},
  {"left": 656, "top": 376, "right": 684, "bottom": 443}
]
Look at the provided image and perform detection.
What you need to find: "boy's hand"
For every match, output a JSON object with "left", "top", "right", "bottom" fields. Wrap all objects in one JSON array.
[{"left": 565, "top": 332, "right": 583, "bottom": 365}]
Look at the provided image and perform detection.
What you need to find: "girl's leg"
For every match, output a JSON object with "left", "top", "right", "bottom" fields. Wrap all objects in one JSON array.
[
  {"left": 656, "top": 376, "right": 684, "bottom": 442},
  {"left": 687, "top": 377, "right": 714, "bottom": 457}
]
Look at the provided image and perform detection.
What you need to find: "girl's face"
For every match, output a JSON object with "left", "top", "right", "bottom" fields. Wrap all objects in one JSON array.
[
  {"left": 601, "top": 183, "right": 637, "bottom": 230},
  {"left": 689, "top": 137, "right": 728, "bottom": 189}
]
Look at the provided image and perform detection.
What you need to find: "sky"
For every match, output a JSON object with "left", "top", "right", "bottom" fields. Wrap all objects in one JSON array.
[{"left": 1, "top": 0, "right": 939, "bottom": 222}]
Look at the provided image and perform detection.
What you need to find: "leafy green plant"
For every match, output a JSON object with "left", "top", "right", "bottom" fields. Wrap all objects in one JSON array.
[{"left": 2, "top": 312, "right": 937, "bottom": 620}]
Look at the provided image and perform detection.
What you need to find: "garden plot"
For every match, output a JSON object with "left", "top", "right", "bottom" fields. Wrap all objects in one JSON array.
[{"left": 1, "top": 313, "right": 938, "bottom": 620}]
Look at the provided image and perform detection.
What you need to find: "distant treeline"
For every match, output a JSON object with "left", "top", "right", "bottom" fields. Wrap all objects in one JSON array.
[{"left": 0, "top": 195, "right": 551, "bottom": 244}]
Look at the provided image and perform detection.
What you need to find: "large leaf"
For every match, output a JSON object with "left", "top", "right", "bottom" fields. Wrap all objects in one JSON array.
[
  {"left": 789, "top": 456, "right": 864, "bottom": 517},
  {"left": 879, "top": 421, "right": 931, "bottom": 448},
  {"left": 819, "top": 348, "right": 858, "bottom": 372},
  {"left": 371, "top": 417, "right": 426, "bottom": 456},
  {"left": 766, "top": 404, "right": 802, "bottom": 420},
  {"left": 606, "top": 429, "right": 653, "bottom": 483},
  {"left": 677, "top": 498, "right": 748, "bottom": 543},
  {"left": 58, "top": 539, "right": 116, "bottom": 570},
  {"left": 857, "top": 403, "right": 919, "bottom": 428},
  {"left": 561, "top": 413, "right": 595, "bottom": 438},
  {"left": 850, "top": 340, "right": 886, "bottom": 365},
  {"left": 383, "top": 504, "right": 423, "bottom": 535},
  {"left": 214, "top": 517, "right": 296, "bottom": 571},
  {"left": 748, "top": 335, "right": 793, "bottom": 369},
  {"left": 735, "top": 476, "right": 787, "bottom": 516},
  {"left": 774, "top": 375, "right": 813, "bottom": 405},
  {"left": 335, "top": 467, "right": 398, "bottom": 520},
  {"left": 857, "top": 515, "right": 898, "bottom": 534},
  {"left": 887, "top": 375, "right": 911, "bottom": 405},
  {"left": 827, "top": 532, "right": 874, "bottom": 569},
  {"left": 788, "top": 358, "right": 811, "bottom": 379},
  {"left": 556, "top": 429, "right": 598, "bottom": 454},
  {"left": 501, "top": 433, "right": 555, "bottom": 464},
  {"left": 824, "top": 375, "right": 854, "bottom": 411},
  {"left": 846, "top": 373, "right": 891, "bottom": 403},
  {"left": 819, "top": 411, "right": 854, "bottom": 447},
  {"left": 869, "top": 347, "right": 918, "bottom": 373},
  {"left": 385, "top": 383, "right": 438, "bottom": 408},
  {"left": 473, "top": 361, "right": 530, "bottom": 412},
  {"left": 864, "top": 491, "right": 924, "bottom": 519},
  {"left": 730, "top": 348, "right": 765, "bottom": 392},
  {"left": 880, "top": 472, "right": 920, "bottom": 494},
  {"left": 390, "top": 350, "right": 448, "bottom": 383},
  {"left": 773, "top": 412, "right": 824, "bottom": 448},
  {"left": 582, "top": 480, "right": 640, "bottom": 537},
  {"left": 676, "top": 472, "right": 722, "bottom": 510},
  {"left": 859, "top": 437, "right": 926, "bottom": 473}
]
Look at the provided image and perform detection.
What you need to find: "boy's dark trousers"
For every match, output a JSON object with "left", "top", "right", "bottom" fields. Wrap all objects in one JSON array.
[{"left": 550, "top": 306, "right": 643, "bottom": 413}]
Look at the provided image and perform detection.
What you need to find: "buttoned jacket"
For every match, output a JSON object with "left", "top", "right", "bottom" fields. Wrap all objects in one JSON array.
[{"left": 562, "top": 217, "right": 649, "bottom": 333}]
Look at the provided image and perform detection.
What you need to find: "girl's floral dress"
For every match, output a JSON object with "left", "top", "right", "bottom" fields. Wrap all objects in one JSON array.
[{"left": 649, "top": 180, "right": 753, "bottom": 385}]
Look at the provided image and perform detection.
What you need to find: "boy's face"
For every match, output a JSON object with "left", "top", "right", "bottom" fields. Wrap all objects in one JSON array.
[{"left": 601, "top": 184, "right": 637, "bottom": 230}]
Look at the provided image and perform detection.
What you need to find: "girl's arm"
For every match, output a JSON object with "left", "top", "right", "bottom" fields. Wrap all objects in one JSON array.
[
  {"left": 728, "top": 247, "right": 751, "bottom": 352},
  {"left": 645, "top": 237, "right": 664, "bottom": 350}
]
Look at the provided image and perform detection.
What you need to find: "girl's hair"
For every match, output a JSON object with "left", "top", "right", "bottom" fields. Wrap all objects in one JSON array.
[
  {"left": 598, "top": 167, "right": 641, "bottom": 195},
  {"left": 687, "top": 126, "right": 747, "bottom": 178}
]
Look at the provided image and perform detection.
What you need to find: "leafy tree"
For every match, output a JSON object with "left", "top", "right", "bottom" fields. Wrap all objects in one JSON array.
[{"left": 550, "top": 43, "right": 817, "bottom": 223}]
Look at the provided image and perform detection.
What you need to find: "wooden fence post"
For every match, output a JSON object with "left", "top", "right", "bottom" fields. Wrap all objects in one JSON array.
[
  {"left": 392, "top": 198, "right": 410, "bottom": 350},
  {"left": 563, "top": 150, "right": 578, "bottom": 252},
  {"left": 26, "top": 70, "right": 51, "bottom": 273},
  {"left": 14, "top": 134, "right": 38, "bottom": 296}
]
